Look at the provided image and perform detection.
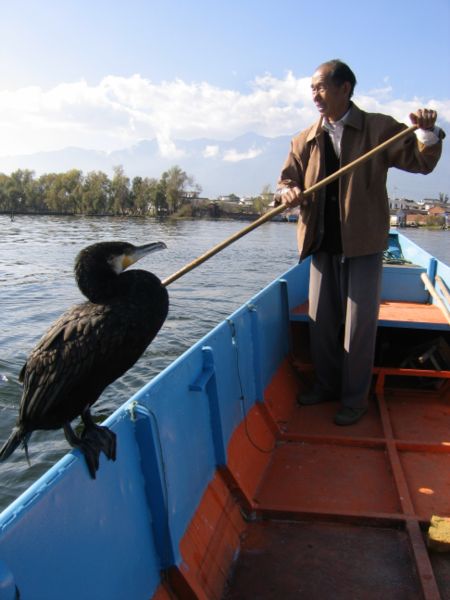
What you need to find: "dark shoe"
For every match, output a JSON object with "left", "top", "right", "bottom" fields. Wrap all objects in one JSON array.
[
  {"left": 298, "top": 388, "right": 335, "bottom": 406},
  {"left": 333, "top": 406, "right": 367, "bottom": 426}
]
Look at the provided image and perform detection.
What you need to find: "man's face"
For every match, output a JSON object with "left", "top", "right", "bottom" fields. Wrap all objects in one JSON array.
[{"left": 311, "top": 66, "right": 351, "bottom": 122}]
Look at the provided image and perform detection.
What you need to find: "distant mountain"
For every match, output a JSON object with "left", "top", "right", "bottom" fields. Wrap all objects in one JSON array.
[
  {"left": 0, "top": 133, "right": 290, "bottom": 197},
  {"left": 0, "top": 132, "right": 447, "bottom": 200}
]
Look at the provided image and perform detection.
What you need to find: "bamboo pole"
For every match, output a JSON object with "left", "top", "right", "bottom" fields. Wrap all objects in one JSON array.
[
  {"left": 420, "top": 272, "right": 450, "bottom": 326},
  {"left": 162, "top": 124, "right": 418, "bottom": 287},
  {"left": 435, "top": 275, "right": 450, "bottom": 307}
]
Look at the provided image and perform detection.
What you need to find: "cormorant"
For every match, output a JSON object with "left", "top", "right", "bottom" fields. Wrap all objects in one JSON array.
[{"left": 0, "top": 240, "right": 169, "bottom": 478}]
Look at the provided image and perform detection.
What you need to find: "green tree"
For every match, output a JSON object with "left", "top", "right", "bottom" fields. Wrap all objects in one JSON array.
[
  {"left": 38, "top": 170, "right": 83, "bottom": 213},
  {"left": 253, "top": 184, "right": 274, "bottom": 214},
  {"left": 153, "top": 179, "right": 168, "bottom": 215},
  {"left": 39, "top": 173, "right": 59, "bottom": 212},
  {"left": 161, "top": 166, "right": 200, "bottom": 214},
  {"left": 110, "top": 165, "right": 131, "bottom": 215},
  {"left": 82, "top": 171, "right": 111, "bottom": 214},
  {"left": 131, "top": 176, "right": 158, "bottom": 215},
  {"left": 7, "top": 169, "right": 39, "bottom": 212},
  {"left": 0, "top": 174, "right": 10, "bottom": 211},
  {"left": 62, "top": 170, "right": 84, "bottom": 213},
  {"left": 0, "top": 165, "right": 205, "bottom": 217}
]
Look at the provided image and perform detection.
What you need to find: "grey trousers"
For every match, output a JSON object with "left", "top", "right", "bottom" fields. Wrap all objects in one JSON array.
[{"left": 308, "top": 252, "right": 383, "bottom": 408}]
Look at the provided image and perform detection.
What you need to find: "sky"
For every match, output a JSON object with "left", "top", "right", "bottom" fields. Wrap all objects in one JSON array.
[{"left": 0, "top": 0, "right": 449, "bottom": 198}]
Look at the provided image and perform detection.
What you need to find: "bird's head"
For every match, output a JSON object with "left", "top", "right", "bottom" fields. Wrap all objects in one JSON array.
[
  {"left": 75, "top": 241, "right": 167, "bottom": 302},
  {"left": 104, "top": 241, "right": 168, "bottom": 274}
]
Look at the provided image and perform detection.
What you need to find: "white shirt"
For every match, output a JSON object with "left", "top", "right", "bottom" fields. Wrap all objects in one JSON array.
[
  {"left": 322, "top": 110, "right": 350, "bottom": 158},
  {"left": 415, "top": 127, "right": 442, "bottom": 146}
]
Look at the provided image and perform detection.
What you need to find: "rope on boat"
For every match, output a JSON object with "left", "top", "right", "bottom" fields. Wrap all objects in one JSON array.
[
  {"left": 226, "top": 318, "right": 274, "bottom": 454},
  {"left": 382, "top": 250, "right": 412, "bottom": 265}
]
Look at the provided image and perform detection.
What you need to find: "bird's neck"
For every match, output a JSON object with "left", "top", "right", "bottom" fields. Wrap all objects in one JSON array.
[{"left": 76, "top": 262, "right": 124, "bottom": 304}]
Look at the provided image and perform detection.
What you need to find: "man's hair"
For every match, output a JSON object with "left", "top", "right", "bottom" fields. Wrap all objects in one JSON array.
[{"left": 319, "top": 59, "right": 357, "bottom": 98}]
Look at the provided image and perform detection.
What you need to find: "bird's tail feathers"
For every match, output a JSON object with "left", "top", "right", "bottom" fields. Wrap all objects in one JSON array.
[{"left": 0, "top": 427, "right": 30, "bottom": 463}]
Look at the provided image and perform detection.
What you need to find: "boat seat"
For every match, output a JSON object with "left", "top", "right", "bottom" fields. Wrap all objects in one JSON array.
[{"left": 291, "top": 299, "right": 448, "bottom": 330}]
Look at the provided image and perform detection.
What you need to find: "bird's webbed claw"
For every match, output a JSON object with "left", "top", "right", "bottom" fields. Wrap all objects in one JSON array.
[
  {"left": 81, "top": 424, "right": 117, "bottom": 463},
  {"left": 81, "top": 409, "right": 117, "bottom": 462},
  {"left": 80, "top": 439, "right": 101, "bottom": 479},
  {"left": 63, "top": 421, "right": 116, "bottom": 479}
]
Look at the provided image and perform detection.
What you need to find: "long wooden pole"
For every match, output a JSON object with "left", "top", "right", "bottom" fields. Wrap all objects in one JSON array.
[
  {"left": 420, "top": 273, "right": 450, "bottom": 326},
  {"left": 162, "top": 124, "right": 418, "bottom": 287},
  {"left": 435, "top": 275, "right": 450, "bottom": 307}
]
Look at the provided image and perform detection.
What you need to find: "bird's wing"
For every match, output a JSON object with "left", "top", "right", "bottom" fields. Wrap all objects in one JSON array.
[{"left": 19, "top": 303, "right": 123, "bottom": 424}]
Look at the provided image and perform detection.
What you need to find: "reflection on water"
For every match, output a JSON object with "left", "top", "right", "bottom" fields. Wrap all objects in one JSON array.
[{"left": 0, "top": 214, "right": 449, "bottom": 509}]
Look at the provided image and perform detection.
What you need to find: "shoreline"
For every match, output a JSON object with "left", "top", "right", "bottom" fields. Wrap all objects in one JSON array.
[
  {"left": 1, "top": 210, "right": 261, "bottom": 221},
  {"left": 2, "top": 211, "right": 448, "bottom": 230}
]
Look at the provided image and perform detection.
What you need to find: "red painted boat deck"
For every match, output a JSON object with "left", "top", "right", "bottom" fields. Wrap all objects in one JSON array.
[
  {"left": 292, "top": 299, "right": 449, "bottom": 326},
  {"left": 221, "top": 302, "right": 450, "bottom": 600}
]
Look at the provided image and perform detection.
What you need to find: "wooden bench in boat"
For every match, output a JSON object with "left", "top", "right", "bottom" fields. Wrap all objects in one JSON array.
[
  {"left": 291, "top": 260, "right": 449, "bottom": 330},
  {"left": 292, "top": 299, "right": 448, "bottom": 328}
]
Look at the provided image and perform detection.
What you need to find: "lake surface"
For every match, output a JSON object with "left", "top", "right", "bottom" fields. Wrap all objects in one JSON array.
[{"left": 1, "top": 215, "right": 449, "bottom": 510}]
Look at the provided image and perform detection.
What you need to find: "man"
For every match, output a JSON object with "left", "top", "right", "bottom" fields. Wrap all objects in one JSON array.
[{"left": 277, "top": 59, "right": 444, "bottom": 426}]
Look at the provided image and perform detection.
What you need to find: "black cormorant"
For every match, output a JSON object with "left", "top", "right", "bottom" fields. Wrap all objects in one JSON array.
[{"left": 0, "top": 240, "right": 169, "bottom": 478}]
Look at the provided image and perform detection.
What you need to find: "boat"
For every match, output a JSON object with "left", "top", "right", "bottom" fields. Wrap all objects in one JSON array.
[{"left": 0, "top": 231, "right": 449, "bottom": 600}]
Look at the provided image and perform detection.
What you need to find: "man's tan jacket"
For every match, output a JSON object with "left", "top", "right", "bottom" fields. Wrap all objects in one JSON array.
[{"left": 278, "top": 103, "right": 444, "bottom": 259}]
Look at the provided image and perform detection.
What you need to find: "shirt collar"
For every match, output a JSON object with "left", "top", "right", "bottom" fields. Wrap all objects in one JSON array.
[
  {"left": 305, "top": 102, "right": 362, "bottom": 143},
  {"left": 322, "top": 106, "right": 351, "bottom": 132}
]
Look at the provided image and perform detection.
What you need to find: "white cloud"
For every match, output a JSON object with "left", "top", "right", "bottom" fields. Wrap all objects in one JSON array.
[
  {"left": 223, "top": 146, "right": 263, "bottom": 162},
  {"left": 356, "top": 95, "right": 450, "bottom": 127},
  {"left": 203, "top": 144, "right": 219, "bottom": 158},
  {"left": 0, "top": 72, "right": 448, "bottom": 158},
  {"left": 156, "top": 130, "right": 186, "bottom": 159}
]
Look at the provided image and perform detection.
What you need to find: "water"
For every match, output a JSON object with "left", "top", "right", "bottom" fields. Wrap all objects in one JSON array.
[
  {"left": 0, "top": 215, "right": 449, "bottom": 510},
  {"left": 0, "top": 214, "right": 300, "bottom": 508},
  {"left": 394, "top": 227, "right": 450, "bottom": 263}
]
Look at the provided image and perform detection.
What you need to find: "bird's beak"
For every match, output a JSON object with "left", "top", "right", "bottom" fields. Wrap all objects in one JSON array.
[{"left": 123, "top": 242, "right": 167, "bottom": 269}]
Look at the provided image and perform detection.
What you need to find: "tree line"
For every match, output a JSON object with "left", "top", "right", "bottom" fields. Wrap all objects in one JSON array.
[{"left": 0, "top": 165, "right": 203, "bottom": 216}]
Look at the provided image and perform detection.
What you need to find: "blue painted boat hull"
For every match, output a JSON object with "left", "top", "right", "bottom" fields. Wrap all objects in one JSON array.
[{"left": 0, "top": 232, "right": 449, "bottom": 599}]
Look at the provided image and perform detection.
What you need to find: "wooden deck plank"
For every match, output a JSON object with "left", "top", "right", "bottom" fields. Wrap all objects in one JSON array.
[
  {"left": 291, "top": 300, "right": 448, "bottom": 326},
  {"left": 379, "top": 301, "right": 447, "bottom": 325}
]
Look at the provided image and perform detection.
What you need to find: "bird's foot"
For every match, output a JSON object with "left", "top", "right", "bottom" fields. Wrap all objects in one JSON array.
[
  {"left": 63, "top": 422, "right": 116, "bottom": 479},
  {"left": 81, "top": 423, "right": 116, "bottom": 463}
]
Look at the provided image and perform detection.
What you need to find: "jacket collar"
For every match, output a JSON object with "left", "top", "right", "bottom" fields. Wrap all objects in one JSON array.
[{"left": 306, "top": 102, "right": 363, "bottom": 142}]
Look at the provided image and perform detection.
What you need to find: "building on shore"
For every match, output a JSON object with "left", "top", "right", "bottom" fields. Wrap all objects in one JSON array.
[{"left": 389, "top": 196, "right": 450, "bottom": 228}]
